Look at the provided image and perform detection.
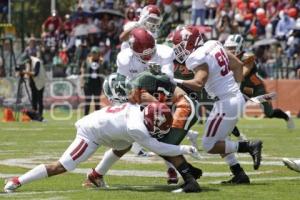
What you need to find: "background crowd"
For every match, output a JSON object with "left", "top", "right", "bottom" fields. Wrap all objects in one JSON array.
[{"left": 0, "top": 0, "right": 300, "bottom": 80}]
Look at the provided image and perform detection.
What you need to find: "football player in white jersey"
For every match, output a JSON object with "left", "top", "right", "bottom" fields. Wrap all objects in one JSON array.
[
  {"left": 117, "top": 27, "right": 174, "bottom": 80},
  {"left": 4, "top": 102, "right": 201, "bottom": 193},
  {"left": 120, "top": 4, "right": 162, "bottom": 50},
  {"left": 171, "top": 26, "right": 263, "bottom": 184}
]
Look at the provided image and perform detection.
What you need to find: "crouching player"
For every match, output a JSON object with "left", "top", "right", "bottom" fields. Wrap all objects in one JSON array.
[{"left": 4, "top": 102, "right": 201, "bottom": 193}]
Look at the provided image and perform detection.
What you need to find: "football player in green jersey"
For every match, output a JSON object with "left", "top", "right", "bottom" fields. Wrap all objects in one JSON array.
[{"left": 224, "top": 34, "right": 295, "bottom": 130}]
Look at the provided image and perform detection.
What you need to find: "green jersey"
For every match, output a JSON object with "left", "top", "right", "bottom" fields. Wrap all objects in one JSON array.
[
  {"left": 131, "top": 71, "right": 176, "bottom": 97},
  {"left": 241, "top": 52, "right": 264, "bottom": 90}
]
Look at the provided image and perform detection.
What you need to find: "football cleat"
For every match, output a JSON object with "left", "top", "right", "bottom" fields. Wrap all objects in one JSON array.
[
  {"left": 282, "top": 158, "right": 300, "bottom": 173},
  {"left": 4, "top": 177, "right": 21, "bottom": 193},
  {"left": 221, "top": 171, "right": 250, "bottom": 184},
  {"left": 285, "top": 111, "right": 295, "bottom": 130},
  {"left": 187, "top": 130, "right": 199, "bottom": 150},
  {"left": 172, "top": 179, "right": 202, "bottom": 193},
  {"left": 248, "top": 140, "right": 263, "bottom": 170},
  {"left": 167, "top": 168, "right": 179, "bottom": 185},
  {"left": 82, "top": 169, "right": 108, "bottom": 188},
  {"left": 190, "top": 166, "right": 203, "bottom": 180},
  {"left": 238, "top": 133, "right": 248, "bottom": 141}
]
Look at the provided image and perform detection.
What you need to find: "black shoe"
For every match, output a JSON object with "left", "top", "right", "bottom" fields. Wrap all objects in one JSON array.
[
  {"left": 248, "top": 140, "right": 263, "bottom": 170},
  {"left": 190, "top": 166, "right": 203, "bottom": 180},
  {"left": 221, "top": 171, "right": 250, "bottom": 184},
  {"left": 182, "top": 179, "right": 202, "bottom": 193}
]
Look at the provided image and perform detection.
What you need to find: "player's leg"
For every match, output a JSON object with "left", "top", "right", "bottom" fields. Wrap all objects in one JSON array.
[
  {"left": 4, "top": 136, "right": 99, "bottom": 193},
  {"left": 83, "top": 146, "right": 132, "bottom": 188},
  {"left": 282, "top": 158, "right": 300, "bottom": 172},
  {"left": 162, "top": 155, "right": 202, "bottom": 193},
  {"left": 256, "top": 86, "right": 294, "bottom": 129},
  {"left": 221, "top": 152, "right": 250, "bottom": 184},
  {"left": 202, "top": 96, "right": 262, "bottom": 183},
  {"left": 231, "top": 126, "right": 247, "bottom": 141},
  {"left": 159, "top": 95, "right": 198, "bottom": 184}
]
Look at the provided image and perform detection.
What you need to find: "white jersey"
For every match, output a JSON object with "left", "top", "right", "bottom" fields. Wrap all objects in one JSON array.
[
  {"left": 186, "top": 40, "right": 240, "bottom": 99},
  {"left": 116, "top": 44, "right": 174, "bottom": 80},
  {"left": 75, "top": 103, "right": 185, "bottom": 156}
]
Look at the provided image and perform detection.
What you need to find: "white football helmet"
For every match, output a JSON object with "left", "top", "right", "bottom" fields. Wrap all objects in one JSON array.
[
  {"left": 139, "top": 5, "right": 162, "bottom": 36},
  {"left": 224, "top": 34, "right": 244, "bottom": 55}
]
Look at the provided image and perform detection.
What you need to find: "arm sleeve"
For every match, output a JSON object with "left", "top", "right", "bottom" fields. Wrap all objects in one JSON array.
[
  {"left": 34, "top": 62, "right": 40, "bottom": 77},
  {"left": 186, "top": 51, "right": 207, "bottom": 71},
  {"left": 116, "top": 51, "right": 130, "bottom": 77},
  {"left": 129, "top": 129, "right": 185, "bottom": 156}
]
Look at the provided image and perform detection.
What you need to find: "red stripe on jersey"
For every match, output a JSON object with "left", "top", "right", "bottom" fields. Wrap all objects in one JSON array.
[
  {"left": 206, "top": 113, "right": 219, "bottom": 137},
  {"left": 211, "top": 113, "right": 225, "bottom": 137},
  {"left": 70, "top": 139, "right": 84, "bottom": 157},
  {"left": 72, "top": 143, "right": 88, "bottom": 161}
]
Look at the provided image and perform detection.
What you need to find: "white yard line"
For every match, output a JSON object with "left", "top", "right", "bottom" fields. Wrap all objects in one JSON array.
[{"left": 1, "top": 176, "right": 300, "bottom": 197}]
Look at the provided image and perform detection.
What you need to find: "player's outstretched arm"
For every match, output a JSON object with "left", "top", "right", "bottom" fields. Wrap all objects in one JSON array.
[
  {"left": 178, "top": 64, "right": 208, "bottom": 92},
  {"left": 227, "top": 50, "right": 243, "bottom": 83}
]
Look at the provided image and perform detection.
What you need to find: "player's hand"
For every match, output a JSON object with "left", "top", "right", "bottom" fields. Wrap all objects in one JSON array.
[
  {"left": 137, "top": 15, "right": 148, "bottom": 27},
  {"left": 180, "top": 145, "right": 202, "bottom": 160}
]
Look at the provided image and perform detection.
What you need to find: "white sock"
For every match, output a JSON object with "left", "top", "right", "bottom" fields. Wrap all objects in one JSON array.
[
  {"left": 18, "top": 164, "right": 48, "bottom": 185},
  {"left": 164, "top": 160, "right": 175, "bottom": 170},
  {"left": 95, "top": 149, "right": 120, "bottom": 175},
  {"left": 294, "top": 160, "right": 300, "bottom": 166},
  {"left": 225, "top": 140, "right": 239, "bottom": 154},
  {"left": 224, "top": 153, "right": 238, "bottom": 167}
]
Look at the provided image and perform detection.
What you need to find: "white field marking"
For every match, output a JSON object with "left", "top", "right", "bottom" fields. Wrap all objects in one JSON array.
[
  {"left": 0, "top": 173, "right": 20, "bottom": 179},
  {"left": 73, "top": 168, "right": 274, "bottom": 178},
  {"left": 0, "top": 153, "right": 292, "bottom": 170},
  {"left": 39, "top": 140, "right": 72, "bottom": 144},
  {"left": 0, "top": 128, "right": 44, "bottom": 131},
  {"left": 2, "top": 177, "right": 300, "bottom": 196},
  {"left": 0, "top": 190, "right": 80, "bottom": 197},
  {"left": 207, "top": 176, "right": 300, "bottom": 184}
]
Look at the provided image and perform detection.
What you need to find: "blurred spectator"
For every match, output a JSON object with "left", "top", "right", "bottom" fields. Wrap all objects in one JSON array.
[
  {"left": 2, "top": 39, "right": 13, "bottom": 76},
  {"left": 0, "top": 0, "right": 8, "bottom": 23},
  {"left": 192, "top": 0, "right": 207, "bottom": 26},
  {"left": 205, "top": 0, "right": 218, "bottom": 25},
  {"left": 0, "top": 57, "right": 4, "bottom": 77},
  {"left": 80, "top": 46, "right": 105, "bottom": 115},
  {"left": 24, "top": 37, "right": 40, "bottom": 57},
  {"left": 105, "top": 0, "right": 114, "bottom": 9},
  {"left": 275, "top": 11, "right": 295, "bottom": 40},
  {"left": 217, "top": 14, "right": 236, "bottom": 42},
  {"left": 124, "top": 6, "right": 138, "bottom": 24},
  {"left": 42, "top": 10, "right": 63, "bottom": 33},
  {"left": 20, "top": 54, "right": 47, "bottom": 121}
]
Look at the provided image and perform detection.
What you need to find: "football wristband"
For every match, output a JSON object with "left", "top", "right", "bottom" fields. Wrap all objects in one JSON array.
[{"left": 174, "top": 78, "right": 184, "bottom": 85}]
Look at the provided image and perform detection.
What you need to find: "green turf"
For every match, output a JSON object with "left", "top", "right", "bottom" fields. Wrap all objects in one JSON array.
[{"left": 0, "top": 110, "right": 300, "bottom": 199}]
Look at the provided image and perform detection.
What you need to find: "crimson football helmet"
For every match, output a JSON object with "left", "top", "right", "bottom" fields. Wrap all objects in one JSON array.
[
  {"left": 129, "top": 28, "right": 156, "bottom": 63},
  {"left": 139, "top": 5, "right": 162, "bottom": 35},
  {"left": 172, "top": 25, "right": 204, "bottom": 63},
  {"left": 143, "top": 102, "right": 173, "bottom": 139}
]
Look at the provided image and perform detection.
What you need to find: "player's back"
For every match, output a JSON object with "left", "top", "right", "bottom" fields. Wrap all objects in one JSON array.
[
  {"left": 75, "top": 103, "right": 143, "bottom": 144},
  {"left": 186, "top": 40, "right": 240, "bottom": 99}
]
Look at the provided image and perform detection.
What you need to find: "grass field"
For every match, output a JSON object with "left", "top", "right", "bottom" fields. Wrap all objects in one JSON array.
[{"left": 0, "top": 109, "right": 300, "bottom": 200}]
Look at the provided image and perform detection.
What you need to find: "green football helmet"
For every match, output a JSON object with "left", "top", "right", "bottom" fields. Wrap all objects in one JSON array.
[
  {"left": 103, "top": 73, "right": 131, "bottom": 103},
  {"left": 224, "top": 34, "right": 244, "bottom": 55}
]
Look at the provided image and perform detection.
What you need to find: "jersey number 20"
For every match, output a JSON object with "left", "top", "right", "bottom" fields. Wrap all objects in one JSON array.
[{"left": 214, "top": 49, "right": 229, "bottom": 76}]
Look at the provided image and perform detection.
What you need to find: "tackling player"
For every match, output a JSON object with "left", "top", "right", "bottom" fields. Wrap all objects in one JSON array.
[
  {"left": 4, "top": 102, "right": 201, "bottom": 193},
  {"left": 171, "top": 25, "right": 263, "bottom": 184},
  {"left": 224, "top": 34, "right": 295, "bottom": 130}
]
